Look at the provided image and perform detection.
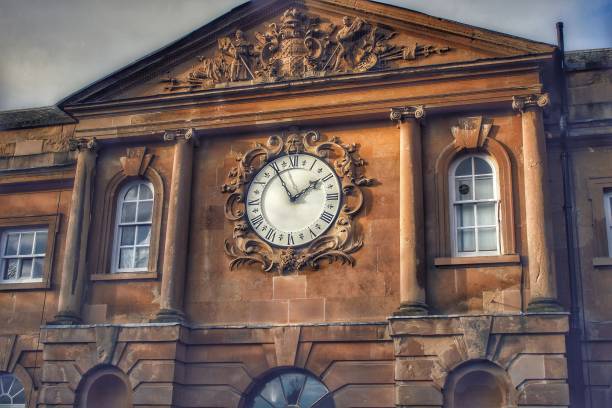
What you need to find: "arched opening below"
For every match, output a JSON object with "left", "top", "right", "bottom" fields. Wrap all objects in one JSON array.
[
  {"left": 77, "top": 367, "right": 132, "bottom": 408},
  {"left": 453, "top": 369, "right": 504, "bottom": 407}
]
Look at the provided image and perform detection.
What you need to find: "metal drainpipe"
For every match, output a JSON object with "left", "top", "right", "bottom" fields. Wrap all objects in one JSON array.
[{"left": 556, "top": 21, "right": 588, "bottom": 408}]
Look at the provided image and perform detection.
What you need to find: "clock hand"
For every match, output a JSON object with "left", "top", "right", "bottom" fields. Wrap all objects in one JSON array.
[
  {"left": 271, "top": 164, "right": 294, "bottom": 199},
  {"left": 291, "top": 178, "right": 321, "bottom": 202}
]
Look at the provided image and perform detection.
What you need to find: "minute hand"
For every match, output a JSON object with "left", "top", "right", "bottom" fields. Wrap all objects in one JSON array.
[
  {"left": 271, "top": 165, "right": 294, "bottom": 199},
  {"left": 291, "top": 179, "right": 321, "bottom": 202}
]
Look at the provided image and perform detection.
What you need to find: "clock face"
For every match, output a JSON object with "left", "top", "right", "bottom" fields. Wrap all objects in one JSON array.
[{"left": 245, "top": 153, "right": 343, "bottom": 247}]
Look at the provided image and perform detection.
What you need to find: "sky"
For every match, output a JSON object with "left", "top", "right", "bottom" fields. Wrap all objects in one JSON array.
[{"left": 0, "top": 0, "right": 610, "bottom": 111}]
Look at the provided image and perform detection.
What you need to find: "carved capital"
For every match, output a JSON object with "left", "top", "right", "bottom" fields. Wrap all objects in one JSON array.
[
  {"left": 120, "top": 147, "right": 153, "bottom": 177},
  {"left": 163, "top": 128, "right": 198, "bottom": 146},
  {"left": 68, "top": 137, "right": 98, "bottom": 152},
  {"left": 451, "top": 116, "right": 493, "bottom": 149},
  {"left": 512, "top": 93, "right": 550, "bottom": 113},
  {"left": 390, "top": 106, "right": 426, "bottom": 123}
]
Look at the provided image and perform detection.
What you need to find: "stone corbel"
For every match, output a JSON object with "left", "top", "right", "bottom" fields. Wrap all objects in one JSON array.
[
  {"left": 451, "top": 116, "right": 493, "bottom": 149},
  {"left": 390, "top": 106, "right": 426, "bottom": 124},
  {"left": 119, "top": 147, "right": 153, "bottom": 177},
  {"left": 512, "top": 93, "right": 550, "bottom": 113},
  {"left": 68, "top": 137, "right": 99, "bottom": 152}
]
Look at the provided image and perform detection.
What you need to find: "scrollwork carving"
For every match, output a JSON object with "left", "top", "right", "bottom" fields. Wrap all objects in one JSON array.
[{"left": 221, "top": 129, "right": 374, "bottom": 274}]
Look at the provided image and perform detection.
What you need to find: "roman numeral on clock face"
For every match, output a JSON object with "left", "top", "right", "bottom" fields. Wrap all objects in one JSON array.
[
  {"left": 251, "top": 214, "right": 264, "bottom": 229},
  {"left": 287, "top": 233, "right": 295, "bottom": 246},
  {"left": 322, "top": 173, "right": 333, "bottom": 182},
  {"left": 320, "top": 211, "right": 334, "bottom": 223},
  {"left": 265, "top": 228, "right": 276, "bottom": 241},
  {"left": 326, "top": 193, "right": 339, "bottom": 201},
  {"left": 248, "top": 198, "right": 260, "bottom": 206},
  {"left": 270, "top": 162, "right": 280, "bottom": 172},
  {"left": 289, "top": 155, "right": 299, "bottom": 168}
]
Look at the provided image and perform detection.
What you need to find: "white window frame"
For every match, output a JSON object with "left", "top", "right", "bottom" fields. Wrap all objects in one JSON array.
[
  {"left": 0, "top": 227, "right": 47, "bottom": 284},
  {"left": 0, "top": 372, "right": 26, "bottom": 407},
  {"left": 604, "top": 191, "right": 612, "bottom": 257},
  {"left": 449, "top": 154, "right": 501, "bottom": 257},
  {"left": 111, "top": 180, "right": 154, "bottom": 273}
]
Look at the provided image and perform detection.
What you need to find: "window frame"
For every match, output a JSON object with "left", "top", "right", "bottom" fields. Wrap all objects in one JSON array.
[
  {"left": 0, "top": 215, "right": 59, "bottom": 291},
  {"left": 449, "top": 154, "right": 501, "bottom": 257},
  {"left": 110, "top": 180, "right": 155, "bottom": 274},
  {"left": 0, "top": 227, "right": 48, "bottom": 284},
  {"left": 604, "top": 190, "right": 612, "bottom": 257}
]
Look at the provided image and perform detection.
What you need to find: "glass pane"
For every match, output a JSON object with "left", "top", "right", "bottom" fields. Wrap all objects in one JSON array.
[
  {"left": 455, "top": 178, "right": 473, "bottom": 201},
  {"left": 299, "top": 376, "right": 329, "bottom": 407},
  {"left": 136, "top": 226, "right": 151, "bottom": 245},
  {"left": 21, "top": 259, "right": 32, "bottom": 278},
  {"left": 121, "top": 202, "right": 137, "bottom": 223},
  {"left": 13, "top": 388, "right": 25, "bottom": 403},
  {"left": 135, "top": 247, "right": 149, "bottom": 269},
  {"left": 478, "top": 227, "right": 498, "bottom": 251},
  {"left": 120, "top": 226, "right": 136, "bottom": 246},
  {"left": 474, "top": 157, "right": 492, "bottom": 175},
  {"left": 0, "top": 395, "right": 11, "bottom": 404},
  {"left": 456, "top": 204, "right": 475, "bottom": 227},
  {"left": 0, "top": 374, "right": 12, "bottom": 394},
  {"left": 5, "top": 234, "right": 19, "bottom": 256},
  {"left": 260, "top": 377, "right": 286, "bottom": 407},
  {"left": 3, "top": 259, "right": 18, "bottom": 280},
  {"left": 32, "top": 258, "right": 44, "bottom": 279},
  {"left": 455, "top": 158, "right": 472, "bottom": 176},
  {"left": 477, "top": 203, "right": 496, "bottom": 226},
  {"left": 139, "top": 184, "right": 153, "bottom": 200},
  {"left": 119, "top": 248, "right": 134, "bottom": 269},
  {"left": 281, "top": 373, "right": 306, "bottom": 404},
  {"left": 18, "top": 232, "right": 34, "bottom": 255},
  {"left": 474, "top": 176, "right": 494, "bottom": 200},
  {"left": 34, "top": 231, "right": 48, "bottom": 254},
  {"left": 312, "top": 394, "right": 335, "bottom": 408},
  {"left": 457, "top": 229, "right": 476, "bottom": 252},
  {"left": 252, "top": 396, "right": 274, "bottom": 408},
  {"left": 124, "top": 185, "right": 138, "bottom": 200},
  {"left": 137, "top": 201, "right": 153, "bottom": 223}
]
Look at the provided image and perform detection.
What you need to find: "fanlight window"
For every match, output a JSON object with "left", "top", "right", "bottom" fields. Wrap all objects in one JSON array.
[
  {"left": 0, "top": 373, "right": 25, "bottom": 407},
  {"left": 245, "top": 371, "right": 334, "bottom": 408},
  {"left": 112, "top": 181, "right": 154, "bottom": 272},
  {"left": 450, "top": 155, "right": 500, "bottom": 256}
]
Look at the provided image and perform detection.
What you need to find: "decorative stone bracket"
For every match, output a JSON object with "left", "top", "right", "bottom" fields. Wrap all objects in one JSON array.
[{"left": 451, "top": 116, "right": 493, "bottom": 149}]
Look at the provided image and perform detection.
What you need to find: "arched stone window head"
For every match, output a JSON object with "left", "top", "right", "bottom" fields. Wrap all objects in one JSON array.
[
  {"left": 243, "top": 369, "right": 334, "bottom": 408},
  {"left": 0, "top": 373, "right": 25, "bottom": 407},
  {"left": 77, "top": 367, "right": 132, "bottom": 408},
  {"left": 444, "top": 361, "right": 516, "bottom": 408}
]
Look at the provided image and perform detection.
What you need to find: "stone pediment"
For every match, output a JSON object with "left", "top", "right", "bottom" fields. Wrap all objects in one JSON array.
[{"left": 60, "top": 0, "right": 555, "bottom": 105}]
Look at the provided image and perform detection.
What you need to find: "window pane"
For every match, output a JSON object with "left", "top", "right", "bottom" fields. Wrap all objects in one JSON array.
[
  {"left": 3, "top": 259, "right": 19, "bottom": 280},
  {"left": 455, "top": 158, "right": 472, "bottom": 176},
  {"left": 281, "top": 373, "right": 306, "bottom": 404},
  {"left": 139, "top": 184, "right": 153, "bottom": 200},
  {"left": 120, "top": 226, "right": 136, "bottom": 246},
  {"left": 474, "top": 176, "right": 494, "bottom": 200},
  {"left": 312, "top": 394, "right": 336, "bottom": 408},
  {"left": 260, "top": 377, "right": 286, "bottom": 407},
  {"left": 18, "top": 232, "right": 34, "bottom": 255},
  {"left": 121, "top": 202, "right": 137, "bottom": 223},
  {"left": 455, "top": 178, "right": 473, "bottom": 201},
  {"left": 119, "top": 248, "right": 134, "bottom": 269},
  {"left": 478, "top": 227, "right": 498, "bottom": 251},
  {"left": 252, "top": 396, "right": 274, "bottom": 408},
  {"left": 474, "top": 157, "right": 492, "bottom": 175},
  {"left": 136, "top": 226, "right": 151, "bottom": 245},
  {"left": 5, "top": 234, "right": 19, "bottom": 256},
  {"left": 476, "top": 203, "right": 496, "bottom": 226},
  {"left": 32, "top": 258, "right": 44, "bottom": 279},
  {"left": 137, "top": 201, "right": 153, "bottom": 222},
  {"left": 124, "top": 185, "right": 138, "bottom": 200},
  {"left": 135, "top": 247, "right": 149, "bottom": 269},
  {"left": 299, "top": 376, "right": 329, "bottom": 407},
  {"left": 456, "top": 204, "right": 475, "bottom": 227},
  {"left": 35, "top": 231, "right": 48, "bottom": 254},
  {"left": 457, "top": 229, "right": 476, "bottom": 252},
  {"left": 20, "top": 259, "right": 32, "bottom": 278}
]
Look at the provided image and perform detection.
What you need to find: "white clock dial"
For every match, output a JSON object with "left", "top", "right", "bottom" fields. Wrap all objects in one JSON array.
[{"left": 245, "top": 153, "right": 343, "bottom": 247}]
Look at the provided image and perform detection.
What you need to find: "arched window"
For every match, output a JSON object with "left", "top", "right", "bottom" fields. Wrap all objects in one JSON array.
[
  {"left": 450, "top": 155, "right": 500, "bottom": 256},
  {"left": 444, "top": 361, "right": 516, "bottom": 408},
  {"left": 244, "top": 370, "right": 334, "bottom": 408},
  {"left": 111, "top": 180, "right": 154, "bottom": 273},
  {"left": 0, "top": 373, "right": 25, "bottom": 407},
  {"left": 77, "top": 367, "right": 132, "bottom": 408}
]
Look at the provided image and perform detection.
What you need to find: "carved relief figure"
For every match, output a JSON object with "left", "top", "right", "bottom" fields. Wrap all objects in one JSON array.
[{"left": 331, "top": 16, "right": 367, "bottom": 71}]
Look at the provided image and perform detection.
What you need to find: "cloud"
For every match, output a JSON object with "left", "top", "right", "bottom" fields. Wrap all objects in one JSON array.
[{"left": 0, "top": 0, "right": 609, "bottom": 110}]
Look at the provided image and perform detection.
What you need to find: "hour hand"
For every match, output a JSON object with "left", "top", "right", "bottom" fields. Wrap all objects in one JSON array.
[{"left": 291, "top": 178, "right": 320, "bottom": 201}]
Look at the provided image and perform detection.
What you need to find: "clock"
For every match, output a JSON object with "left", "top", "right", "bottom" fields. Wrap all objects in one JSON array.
[
  {"left": 245, "top": 154, "right": 342, "bottom": 247},
  {"left": 222, "top": 130, "right": 373, "bottom": 273}
]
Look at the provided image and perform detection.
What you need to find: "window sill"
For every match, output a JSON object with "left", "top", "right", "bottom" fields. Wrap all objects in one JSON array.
[
  {"left": 90, "top": 272, "right": 158, "bottom": 281},
  {"left": 434, "top": 254, "right": 521, "bottom": 267},
  {"left": 593, "top": 257, "right": 612, "bottom": 267},
  {"left": 0, "top": 280, "right": 49, "bottom": 291}
]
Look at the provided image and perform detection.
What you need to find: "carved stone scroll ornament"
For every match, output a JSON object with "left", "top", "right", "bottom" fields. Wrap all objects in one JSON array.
[
  {"left": 511, "top": 93, "right": 550, "bottom": 113},
  {"left": 163, "top": 8, "right": 450, "bottom": 92},
  {"left": 221, "top": 130, "right": 374, "bottom": 274},
  {"left": 451, "top": 116, "right": 493, "bottom": 149}
]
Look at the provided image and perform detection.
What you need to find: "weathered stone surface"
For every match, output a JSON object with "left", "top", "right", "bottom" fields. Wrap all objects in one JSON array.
[
  {"left": 460, "top": 315, "right": 492, "bottom": 359},
  {"left": 39, "top": 384, "right": 75, "bottom": 405},
  {"left": 289, "top": 298, "right": 325, "bottom": 323},
  {"left": 132, "top": 383, "right": 174, "bottom": 405},
  {"left": 272, "top": 325, "right": 300, "bottom": 367},
  {"left": 273, "top": 275, "right": 307, "bottom": 299},
  {"left": 332, "top": 384, "right": 395, "bottom": 407},
  {"left": 395, "top": 358, "right": 437, "bottom": 381},
  {"left": 517, "top": 382, "right": 570, "bottom": 406},
  {"left": 323, "top": 361, "right": 393, "bottom": 391},
  {"left": 396, "top": 383, "right": 443, "bottom": 406}
]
